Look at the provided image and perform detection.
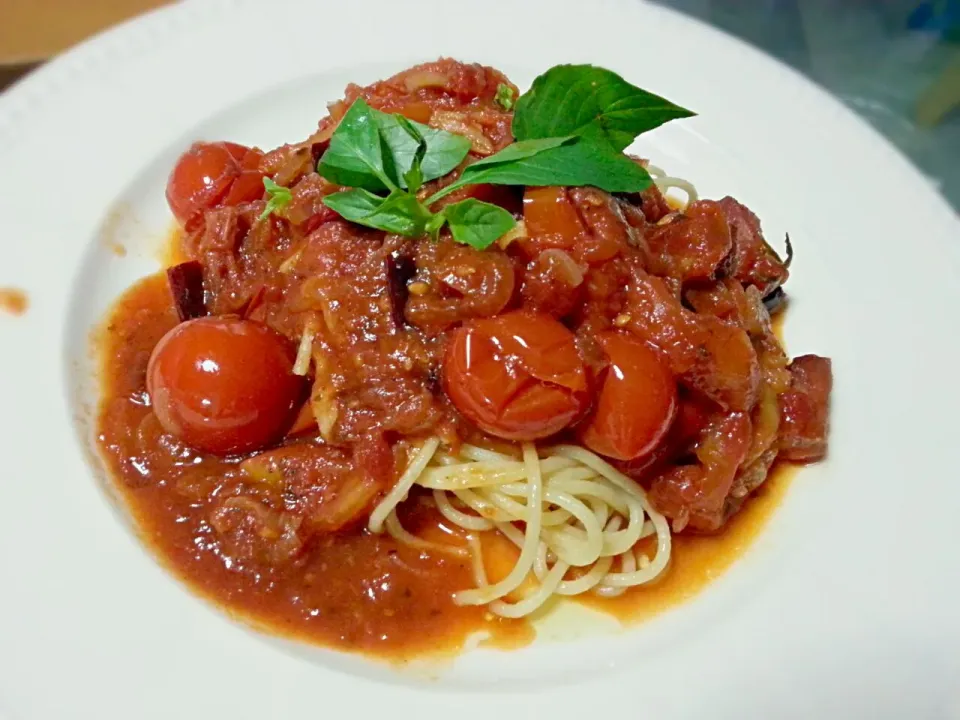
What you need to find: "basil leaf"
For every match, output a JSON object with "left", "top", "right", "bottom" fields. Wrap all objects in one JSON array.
[
  {"left": 317, "top": 99, "right": 397, "bottom": 192},
  {"left": 365, "top": 192, "right": 434, "bottom": 235},
  {"left": 415, "top": 124, "right": 472, "bottom": 183},
  {"left": 259, "top": 177, "right": 292, "bottom": 221},
  {"left": 425, "top": 211, "right": 447, "bottom": 240},
  {"left": 495, "top": 83, "right": 516, "bottom": 111},
  {"left": 394, "top": 115, "right": 426, "bottom": 192},
  {"left": 425, "top": 137, "right": 575, "bottom": 202},
  {"left": 322, "top": 187, "right": 383, "bottom": 217},
  {"left": 437, "top": 137, "right": 652, "bottom": 196},
  {"left": 463, "top": 136, "right": 574, "bottom": 168},
  {"left": 375, "top": 113, "right": 471, "bottom": 189},
  {"left": 442, "top": 199, "right": 516, "bottom": 250},
  {"left": 513, "top": 65, "right": 695, "bottom": 151},
  {"left": 322, "top": 188, "right": 432, "bottom": 236}
]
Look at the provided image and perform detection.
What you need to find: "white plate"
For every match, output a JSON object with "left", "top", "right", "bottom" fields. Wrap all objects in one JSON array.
[{"left": 2, "top": 0, "right": 959, "bottom": 717}]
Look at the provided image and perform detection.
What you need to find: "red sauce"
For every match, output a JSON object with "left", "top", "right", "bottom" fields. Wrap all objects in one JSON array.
[
  {"left": 96, "top": 271, "right": 795, "bottom": 660},
  {"left": 94, "top": 58, "right": 829, "bottom": 662},
  {"left": 97, "top": 274, "right": 533, "bottom": 659}
]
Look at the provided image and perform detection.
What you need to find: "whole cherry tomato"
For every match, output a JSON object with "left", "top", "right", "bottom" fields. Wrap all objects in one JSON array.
[
  {"left": 146, "top": 317, "right": 303, "bottom": 455},
  {"left": 165, "top": 141, "right": 265, "bottom": 228},
  {"left": 442, "top": 311, "right": 588, "bottom": 441},
  {"left": 578, "top": 331, "right": 677, "bottom": 461}
]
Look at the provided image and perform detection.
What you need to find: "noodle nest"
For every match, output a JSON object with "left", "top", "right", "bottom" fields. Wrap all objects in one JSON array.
[{"left": 369, "top": 440, "right": 672, "bottom": 619}]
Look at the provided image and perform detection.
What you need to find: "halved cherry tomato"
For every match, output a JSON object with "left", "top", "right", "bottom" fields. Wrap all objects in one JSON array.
[
  {"left": 578, "top": 331, "right": 677, "bottom": 461},
  {"left": 147, "top": 317, "right": 303, "bottom": 455},
  {"left": 442, "top": 311, "right": 588, "bottom": 441},
  {"left": 521, "top": 186, "right": 625, "bottom": 264},
  {"left": 165, "top": 141, "right": 265, "bottom": 228},
  {"left": 520, "top": 186, "right": 582, "bottom": 259}
]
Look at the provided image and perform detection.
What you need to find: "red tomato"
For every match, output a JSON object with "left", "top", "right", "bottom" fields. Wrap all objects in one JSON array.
[
  {"left": 146, "top": 317, "right": 303, "bottom": 455},
  {"left": 442, "top": 311, "right": 588, "bottom": 441},
  {"left": 520, "top": 186, "right": 582, "bottom": 258},
  {"left": 521, "top": 186, "right": 624, "bottom": 264},
  {"left": 578, "top": 332, "right": 677, "bottom": 461},
  {"left": 165, "top": 141, "right": 265, "bottom": 228}
]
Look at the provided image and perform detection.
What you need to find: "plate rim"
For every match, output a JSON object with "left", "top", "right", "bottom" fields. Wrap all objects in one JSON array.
[{"left": 1, "top": 1, "right": 959, "bottom": 718}]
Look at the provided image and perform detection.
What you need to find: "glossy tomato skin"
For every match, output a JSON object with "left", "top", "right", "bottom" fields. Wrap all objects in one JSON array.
[
  {"left": 147, "top": 317, "right": 303, "bottom": 455},
  {"left": 442, "top": 311, "right": 588, "bottom": 441},
  {"left": 578, "top": 331, "right": 677, "bottom": 461},
  {"left": 521, "top": 186, "right": 625, "bottom": 264},
  {"left": 165, "top": 141, "right": 265, "bottom": 228}
]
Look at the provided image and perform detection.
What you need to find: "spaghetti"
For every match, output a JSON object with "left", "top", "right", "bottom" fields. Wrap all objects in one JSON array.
[
  {"left": 647, "top": 163, "right": 699, "bottom": 206},
  {"left": 369, "top": 440, "right": 672, "bottom": 619}
]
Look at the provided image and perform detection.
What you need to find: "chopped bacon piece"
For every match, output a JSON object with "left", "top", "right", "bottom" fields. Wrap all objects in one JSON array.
[
  {"left": 187, "top": 204, "right": 291, "bottom": 316},
  {"left": 638, "top": 183, "right": 673, "bottom": 223},
  {"left": 623, "top": 263, "right": 760, "bottom": 410},
  {"left": 405, "top": 238, "right": 516, "bottom": 333},
  {"left": 623, "top": 262, "right": 703, "bottom": 373},
  {"left": 648, "top": 411, "right": 752, "bottom": 532},
  {"left": 283, "top": 173, "right": 341, "bottom": 230},
  {"left": 620, "top": 159, "right": 672, "bottom": 222},
  {"left": 722, "top": 447, "right": 779, "bottom": 522},
  {"left": 521, "top": 249, "right": 585, "bottom": 319},
  {"left": 646, "top": 200, "right": 732, "bottom": 284},
  {"left": 238, "top": 440, "right": 390, "bottom": 534},
  {"left": 209, "top": 496, "right": 304, "bottom": 566},
  {"left": 717, "top": 196, "right": 789, "bottom": 296},
  {"left": 778, "top": 354, "right": 833, "bottom": 461},
  {"left": 684, "top": 315, "right": 761, "bottom": 412}
]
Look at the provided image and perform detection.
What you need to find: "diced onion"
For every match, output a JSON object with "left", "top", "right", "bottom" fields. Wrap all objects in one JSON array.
[
  {"left": 292, "top": 319, "right": 317, "bottom": 376},
  {"left": 497, "top": 219, "right": 527, "bottom": 249},
  {"left": 403, "top": 71, "right": 449, "bottom": 92},
  {"left": 279, "top": 248, "right": 302, "bottom": 274},
  {"left": 311, "top": 382, "right": 339, "bottom": 440},
  {"left": 540, "top": 249, "right": 584, "bottom": 287},
  {"left": 430, "top": 111, "right": 494, "bottom": 155},
  {"left": 307, "top": 341, "right": 338, "bottom": 441},
  {"left": 239, "top": 456, "right": 284, "bottom": 486}
]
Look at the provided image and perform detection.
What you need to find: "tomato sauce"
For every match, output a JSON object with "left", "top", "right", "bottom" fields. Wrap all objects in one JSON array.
[
  {"left": 97, "top": 271, "right": 793, "bottom": 660},
  {"left": 94, "top": 58, "right": 830, "bottom": 662},
  {"left": 97, "top": 274, "right": 531, "bottom": 658}
]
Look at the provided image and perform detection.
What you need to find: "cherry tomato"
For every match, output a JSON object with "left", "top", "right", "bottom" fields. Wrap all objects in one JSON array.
[
  {"left": 521, "top": 186, "right": 625, "bottom": 264},
  {"left": 146, "top": 317, "right": 303, "bottom": 455},
  {"left": 442, "top": 311, "right": 588, "bottom": 440},
  {"left": 520, "top": 186, "right": 582, "bottom": 259},
  {"left": 165, "top": 141, "right": 265, "bottom": 228},
  {"left": 578, "top": 332, "right": 677, "bottom": 461}
]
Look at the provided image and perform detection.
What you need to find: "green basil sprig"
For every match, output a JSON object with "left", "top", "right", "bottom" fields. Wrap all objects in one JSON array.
[
  {"left": 495, "top": 83, "right": 516, "bottom": 111},
  {"left": 317, "top": 99, "right": 512, "bottom": 248},
  {"left": 315, "top": 64, "right": 695, "bottom": 249},
  {"left": 259, "top": 177, "right": 292, "bottom": 221}
]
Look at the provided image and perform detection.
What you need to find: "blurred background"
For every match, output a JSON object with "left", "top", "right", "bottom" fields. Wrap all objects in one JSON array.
[{"left": 2, "top": 0, "right": 958, "bottom": 211}]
